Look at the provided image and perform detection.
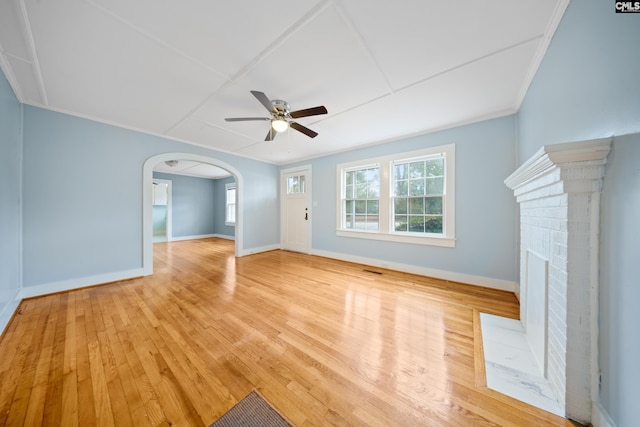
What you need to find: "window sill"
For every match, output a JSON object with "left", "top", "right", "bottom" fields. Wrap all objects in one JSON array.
[
  {"left": 225, "top": 222, "right": 236, "bottom": 227},
  {"left": 336, "top": 229, "right": 455, "bottom": 247}
]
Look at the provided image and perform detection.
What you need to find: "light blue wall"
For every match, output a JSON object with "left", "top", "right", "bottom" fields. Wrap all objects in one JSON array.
[
  {"left": 285, "top": 115, "right": 518, "bottom": 284},
  {"left": 153, "top": 172, "right": 217, "bottom": 238},
  {"left": 0, "top": 69, "right": 22, "bottom": 325},
  {"left": 599, "top": 136, "right": 640, "bottom": 426},
  {"left": 518, "top": 0, "right": 640, "bottom": 160},
  {"left": 517, "top": 1, "right": 640, "bottom": 425},
  {"left": 214, "top": 176, "right": 236, "bottom": 238},
  {"left": 22, "top": 105, "right": 279, "bottom": 288}
]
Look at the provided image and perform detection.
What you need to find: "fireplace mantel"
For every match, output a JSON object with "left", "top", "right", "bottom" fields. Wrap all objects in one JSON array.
[
  {"left": 487, "top": 138, "right": 611, "bottom": 424},
  {"left": 505, "top": 138, "right": 612, "bottom": 193}
]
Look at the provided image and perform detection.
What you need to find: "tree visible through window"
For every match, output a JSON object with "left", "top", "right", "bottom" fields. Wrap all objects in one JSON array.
[
  {"left": 287, "top": 175, "right": 305, "bottom": 194},
  {"left": 392, "top": 156, "right": 444, "bottom": 234},
  {"left": 343, "top": 166, "right": 380, "bottom": 230},
  {"left": 336, "top": 144, "right": 455, "bottom": 248}
]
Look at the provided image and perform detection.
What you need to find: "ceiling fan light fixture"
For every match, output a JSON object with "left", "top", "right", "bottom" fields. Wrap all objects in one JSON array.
[
  {"left": 271, "top": 118, "right": 289, "bottom": 133},
  {"left": 225, "top": 91, "right": 326, "bottom": 141}
]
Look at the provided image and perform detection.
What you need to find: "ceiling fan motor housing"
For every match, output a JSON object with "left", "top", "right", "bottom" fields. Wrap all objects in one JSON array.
[{"left": 271, "top": 99, "right": 290, "bottom": 115}]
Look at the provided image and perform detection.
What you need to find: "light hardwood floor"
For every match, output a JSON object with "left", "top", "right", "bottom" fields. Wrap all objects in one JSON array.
[{"left": 0, "top": 238, "right": 580, "bottom": 426}]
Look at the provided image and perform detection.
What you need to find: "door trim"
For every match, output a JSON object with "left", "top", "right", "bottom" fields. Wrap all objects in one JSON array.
[
  {"left": 152, "top": 178, "right": 172, "bottom": 242},
  {"left": 280, "top": 164, "right": 312, "bottom": 253}
]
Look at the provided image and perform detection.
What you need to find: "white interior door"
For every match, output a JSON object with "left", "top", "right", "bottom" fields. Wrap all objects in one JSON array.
[{"left": 281, "top": 168, "right": 311, "bottom": 253}]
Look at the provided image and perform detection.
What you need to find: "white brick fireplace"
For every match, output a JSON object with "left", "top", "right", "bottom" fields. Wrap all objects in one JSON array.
[{"left": 484, "top": 138, "right": 611, "bottom": 424}]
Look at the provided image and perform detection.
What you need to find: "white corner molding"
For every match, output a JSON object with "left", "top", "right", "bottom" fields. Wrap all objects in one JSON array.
[{"left": 503, "top": 138, "right": 612, "bottom": 424}]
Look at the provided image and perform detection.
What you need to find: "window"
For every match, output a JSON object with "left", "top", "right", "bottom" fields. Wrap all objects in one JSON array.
[
  {"left": 392, "top": 155, "right": 444, "bottom": 234},
  {"left": 286, "top": 174, "right": 305, "bottom": 194},
  {"left": 342, "top": 166, "right": 380, "bottom": 230},
  {"left": 225, "top": 183, "right": 236, "bottom": 226},
  {"left": 337, "top": 144, "right": 455, "bottom": 247}
]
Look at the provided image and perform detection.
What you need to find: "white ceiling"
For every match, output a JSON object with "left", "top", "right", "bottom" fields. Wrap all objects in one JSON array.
[
  {"left": 0, "top": 0, "right": 569, "bottom": 165},
  {"left": 153, "top": 160, "right": 230, "bottom": 180}
]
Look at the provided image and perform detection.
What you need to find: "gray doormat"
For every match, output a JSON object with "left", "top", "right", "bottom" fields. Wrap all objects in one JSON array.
[{"left": 209, "top": 390, "right": 294, "bottom": 427}]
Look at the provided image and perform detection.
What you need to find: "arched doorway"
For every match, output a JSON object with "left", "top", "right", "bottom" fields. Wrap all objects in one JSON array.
[{"left": 142, "top": 153, "right": 243, "bottom": 276}]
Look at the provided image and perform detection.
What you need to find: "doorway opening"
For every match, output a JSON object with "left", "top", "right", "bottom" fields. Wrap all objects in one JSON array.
[
  {"left": 152, "top": 179, "right": 172, "bottom": 242},
  {"left": 143, "top": 153, "right": 244, "bottom": 276}
]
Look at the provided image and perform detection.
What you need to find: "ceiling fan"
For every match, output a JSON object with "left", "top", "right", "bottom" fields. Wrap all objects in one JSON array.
[{"left": 225, "top": 90, "right": 328, "bottom": 141}]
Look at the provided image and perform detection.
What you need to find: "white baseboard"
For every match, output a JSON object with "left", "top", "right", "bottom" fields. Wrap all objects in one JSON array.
[
  {"left": 592, "top": 401, "right": 616, "bottom": 427},
  {"left": 212, "top": 233, "right": 235, "bottom": 241},
  {"left": 169, "top": 233, "right": 218, "bottom": 242},
  {"left": 238, "top": 244, "right": 280, "bottom": 257},
  {"left": 5, "top": 245, "right": 516, "bottom": 333},
  {"left": 311, "top": 249, "right": 517, "bottom": 292},
  {"left": 19, "top": 268, "right": 144, "bottom": 299},
  {"left": 169, "top": 233, "right": 235, "bottom": 241},
  {"left": 0, "top": 291, "right": 22, "bottom": 335}
]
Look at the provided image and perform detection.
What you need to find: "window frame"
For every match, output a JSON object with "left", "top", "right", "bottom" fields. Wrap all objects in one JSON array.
[
  {"left": 225, "top": 182, "right": 236, "bottom": 226},
  {"left": 336, "top": 144, "right": 455, "bottom": 247},
  {"left": 341, "top": 163, "right": 381, "bottom": 231}
]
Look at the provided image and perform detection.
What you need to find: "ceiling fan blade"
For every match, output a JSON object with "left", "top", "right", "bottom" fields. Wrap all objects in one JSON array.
[
  {"left": 265, "top": 128, "right": 277, "bottom": 141},
  {"left": 225, "top": 117, "right": 270, "bottom": 122},
  {"left": 290, "top": 106, "right": 328, "bottom": 119},
  {"left": 251, "top": 90, "right": 275, "bottom": 113},
  {"left": 290, "top": 122, "right": 318, "bottom": 138}
]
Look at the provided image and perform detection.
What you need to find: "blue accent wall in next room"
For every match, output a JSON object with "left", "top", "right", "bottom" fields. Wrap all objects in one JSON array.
[
  {"left": 516, "top": 0, "right": 640, "bottom": 425},
  {"left": 153, "top": 172, "right": 217, "bottom": 239}
]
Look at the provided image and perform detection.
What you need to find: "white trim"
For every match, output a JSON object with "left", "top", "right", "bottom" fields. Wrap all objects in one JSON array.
[
  {"left": 590, "top": 192, "right": 601, "bottom": 405},
  {"left": 336, "top": 229, "right": 455, "bottom": 247},
  {"left": 225, "top": 182, "right": 236, "bottom": 226},
  {"left": 311, "top": 248, "right": 516, "bottom": 292},
  {"left": 591, "top": 401, "right": 617, "bottom": 427},
  {"left": 19, "top": 268, "right": 144, "bottom": 299},
  {"left": 505, "top": 138, "right": 612, "bottom": 190},
  {"left": 0, "top": 291, "right": 22, "bottom": 335},
  {"left": 212, "top": 233, "right": 235, "bottom": 241},
  {"left": 169, "top": 233, "right": 218, "bottom": 242},
  {"left": 152, "top": 178, "right": 172, "bottom": 241},
  {"left": 336, "top": 144, "right": 455, "bottom": 245},
  {"left": 279, "top": 164, "right": 313, "bottom": 176},
  {"left": 143, "top": 153, "right": 244, "bottom": 276},
  {"left": 515, "top": 0, "right": 570, "bottom": 108},
  {"left": 0, "top": 53, "right": 25, "bottom": 102},
  {"left": 237, "top": 243, "right": 280, "bottom": 257}
]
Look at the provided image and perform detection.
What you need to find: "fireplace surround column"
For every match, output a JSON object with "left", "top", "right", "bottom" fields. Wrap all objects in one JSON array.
[{"left": 504, "top": 138, "right": 611, "bottom": 423}]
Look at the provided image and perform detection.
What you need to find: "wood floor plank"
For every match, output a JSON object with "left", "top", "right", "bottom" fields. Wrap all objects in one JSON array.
[{"left": 0, "top": 238, "right": 581, "bottom": 426}]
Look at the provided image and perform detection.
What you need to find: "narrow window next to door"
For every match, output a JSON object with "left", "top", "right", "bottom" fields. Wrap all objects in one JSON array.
[{"left": 225, "top": 183, "right": 236, "bottom": 226}]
